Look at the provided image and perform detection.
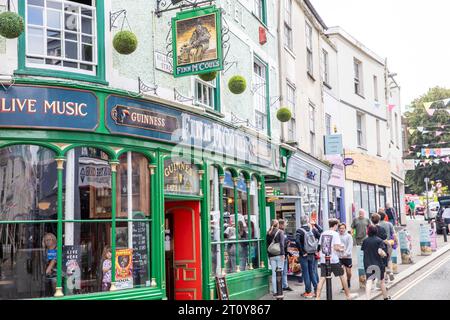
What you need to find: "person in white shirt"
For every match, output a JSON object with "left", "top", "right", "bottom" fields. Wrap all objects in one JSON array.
[
  {"left": 442, "top": 206, "right": 450, "bottom": 234},
  {"left": 338, "top": 223, "right": 354, "bottom": 291},
  {"left": 316, "top": 219, "right": 358, "bottom": 300}
]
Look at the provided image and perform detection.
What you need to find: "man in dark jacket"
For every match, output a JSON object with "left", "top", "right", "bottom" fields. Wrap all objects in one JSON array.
[
  {"left": 295, "top": 215, "right": 320, "bottom": 299},
  {"left": 385, "top": 203, "right": 397, "bottom": 226}
]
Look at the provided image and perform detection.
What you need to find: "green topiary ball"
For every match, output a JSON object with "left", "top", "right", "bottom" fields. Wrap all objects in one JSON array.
[
  {"left": 198, "top": 71, "right": 217, "bottom": 82},
  {"left": 0, "top": 12, "right": 24, "bottom": 39},
  {"left": 277, "top": 107, "right": 292, "bottom": 122},
  {"left": 228, "top": 75, "right": 247, "bottom": 94},
  {"left": 113, "top": 30, "right": 138, "bottom": 55}
]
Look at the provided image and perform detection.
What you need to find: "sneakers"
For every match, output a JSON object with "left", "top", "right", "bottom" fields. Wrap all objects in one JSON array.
[
  {"left": 283, "top": 286, "right": 294, "bottom": 292},
  {"left": 346, "top": 293, "right": 359, "bottom": 300},
  {"left": 388, "top": 272, "right": 395, "bottom": 282},
  {"left": 302, "top": 292, "right": 315, "bottom": 299},
  {"left": 384, "top": 296, "right": 392, "bottom": 300}
]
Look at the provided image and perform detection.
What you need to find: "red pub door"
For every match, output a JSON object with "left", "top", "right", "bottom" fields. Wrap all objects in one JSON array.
[{"left": 165, "top": 201, "right": 202, "bottom": 300}]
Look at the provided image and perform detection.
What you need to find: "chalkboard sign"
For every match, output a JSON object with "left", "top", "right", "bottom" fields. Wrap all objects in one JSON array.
[
  {"left": 132, "top": 213, "right": 149, "bottom": 285},
  {"left": 215, "top": 276, "right": 229, "bottom": 300}
]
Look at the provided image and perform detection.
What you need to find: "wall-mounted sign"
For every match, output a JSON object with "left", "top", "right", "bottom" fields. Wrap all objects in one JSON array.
[
  {"left": 324, "top": 134, "right": 343, "bottom": 155},
  {"left": 106, "top": 95, "right": 282, "bottom": 173},
  {"left": 306, "top": 170, "right": 316, "bottom": 181},
  {"left": 172, "top": 6, "right": 223, "bottom": 77},
  {"left": 111, "top": 105, "right": 178, "bottom": 134},
  {"left": 155, "top": 51, "right": 173, "bottom": 74},
  {"left": 343, "top": 158, "right": 354, "bottom": 167},
  {"left": 0, "top": 85, "right": 98, "bottom": 131},
  {"left": 326, "top": 155, "right": 345, "bottom": 188},
  {"left": 164, "top": 158, "right": 200, "bottom": 195}
]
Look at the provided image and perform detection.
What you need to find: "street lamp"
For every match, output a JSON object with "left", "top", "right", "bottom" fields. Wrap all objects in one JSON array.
[{"left": 424, "top": 177, "right": 430, "bottom": 222}]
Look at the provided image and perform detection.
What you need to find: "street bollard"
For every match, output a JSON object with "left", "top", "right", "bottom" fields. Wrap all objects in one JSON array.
[
  {"left": 275, "top": 267, "right": 284, "bottom": 300},
  {"left": 325, "top": 255, "right": 332, "bottom": 300},
  {"left": 443, "top": 226, "right": 448, "bottom": 243}
]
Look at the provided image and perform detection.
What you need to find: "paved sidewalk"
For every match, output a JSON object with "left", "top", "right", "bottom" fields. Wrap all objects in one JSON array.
[{"left": 260, "top": 216, "right": 450, "bottom": 301}]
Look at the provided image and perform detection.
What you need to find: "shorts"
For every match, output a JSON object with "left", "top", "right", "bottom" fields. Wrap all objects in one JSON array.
[
  {"left": 339, "top": 258, "right": 353, "bottom": 268},
  {"left": 444, "top": 218, "right": 450, "bottom": 225},
  {"left": 366, "top": 266, "right": 385, "bottom": 281},
  {"left": 320, "top": 263, "right": 344, "bottom": 277}
]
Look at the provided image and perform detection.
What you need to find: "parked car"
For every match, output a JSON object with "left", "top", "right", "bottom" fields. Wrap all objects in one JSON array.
[
  {"left": 435, "top": 196, "right": 450, "bottom": 234},
  {"left": 428, "top": 202, "right": 440, "bottom": 220}
]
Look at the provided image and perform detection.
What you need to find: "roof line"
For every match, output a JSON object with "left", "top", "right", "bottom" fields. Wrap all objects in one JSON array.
[{"left": 303, "top": 0, "right": 328, "bottom": 30}]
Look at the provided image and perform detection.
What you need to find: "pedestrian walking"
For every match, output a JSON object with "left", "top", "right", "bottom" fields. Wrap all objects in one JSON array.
[
  {"left": 266, "top": 219, "right": 285, "bottom": 297},
  {"left": 295, "top": 215, "right": 320, "bottom": 299},
  {"left": 338, "top": 223, "right": 353, "bottom": 291},
  {"left": 379, "top": 211, "right": 397, "bottom": 282},
  {"left": 361, "top": 225, "right": 391, "bottom": 300},
  {"left": 409, "top": 200, "right": 416, "bottom": 220},
  {"left": 315, "top": 219, "right": 358, "bottom": 300},
  {"left": 351, "top": 209, "right": 370, "bottom": 246},
  {"left": 278, "top": 219, "right": 293, "bottom": 292},
  {"left": 385, "top": 203, "right": 398, "bottom": 226},
  {"left": 311, "top": 220, "right": 323, "bottom": 285},
  {"left": 442, "top": 205, "right": 450, "bottom": 234}
]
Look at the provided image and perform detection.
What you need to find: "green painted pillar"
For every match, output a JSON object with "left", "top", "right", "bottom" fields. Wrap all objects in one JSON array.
[
  {"left": 199, "top": 163, "right": 211, "bottom": 299},
  {"left": 54, "top": 157, "right": 65, "bottom": 297},
  {"left": 149, "top": 164, "right": 157, "bottom": 287},
  {"left": 155, "top": 152, "right": 165, "bottom": 294},
  {"left": 259, "top": 178, "right": 268, "bottom": 269},
  {"left": 246, "top": 180, "right": 252, "bottom": 270},
  {"left": 233, "top": 177, "right": 239, "bottom": 272},
  {"left": 109, "top": 161, "right": 119, "bottom": 291}
]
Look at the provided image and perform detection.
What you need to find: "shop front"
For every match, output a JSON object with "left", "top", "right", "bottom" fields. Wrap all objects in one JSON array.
[{"left": 0, "top": 82, "right": 288, "bottom": 300}]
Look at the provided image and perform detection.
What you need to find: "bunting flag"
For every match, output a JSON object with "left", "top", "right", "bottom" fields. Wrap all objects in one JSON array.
[
  {"left": 388, "top": 104, "right": 396, "bottom": 112},
  {"left": 408, "top": 128, "right": 417, "bottom": 135},
  {"left": 417, "top": 127, "right": 424, "bottom": 132},
  {"left": 436, "top": 131, "right": 443, "bottom": 137},
  {"left": 424, "top": 102, "right": 433, "bottom": 111},
  {"left": 426, "top": 109, "right": 436, "bottom": 116}
]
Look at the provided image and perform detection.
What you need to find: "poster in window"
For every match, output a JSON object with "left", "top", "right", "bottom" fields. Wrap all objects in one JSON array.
[
  {"left": 115, "top": 248, "right": 133, "bottom": 290},
  {"left": 172, "top": 6, "right": 223, "bottom": 77},
  {"left": 63, "top": 245, "right": 81, "bottom": 295}
]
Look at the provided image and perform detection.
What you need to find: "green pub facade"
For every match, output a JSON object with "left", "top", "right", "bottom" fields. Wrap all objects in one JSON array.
[{"left": 0, "top": 0, "right": 286, "bottom": 300}]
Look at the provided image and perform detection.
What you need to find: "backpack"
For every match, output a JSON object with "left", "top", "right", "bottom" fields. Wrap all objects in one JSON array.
[
  {"left": 267, "top": 230, "right": 281, "bottom": 256},
  {"left": 298, "top": 228, "right": 318, "bottom": 254}
]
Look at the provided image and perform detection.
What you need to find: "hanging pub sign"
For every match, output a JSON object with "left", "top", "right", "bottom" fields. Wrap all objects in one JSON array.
[
  {"left": 164, "top": 158, "right": 200, "bottom": 195},
  {"left": 172, "top": 6, "right": 223, "bottom": 78}
]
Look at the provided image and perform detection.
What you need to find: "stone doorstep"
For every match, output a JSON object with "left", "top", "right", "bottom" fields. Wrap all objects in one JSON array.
[{"left": 356, "top": 242, "right": 450, "bottom": 300}]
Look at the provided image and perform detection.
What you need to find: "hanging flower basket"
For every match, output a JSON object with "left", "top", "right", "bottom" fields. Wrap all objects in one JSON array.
[
  {"left": 198, "top": 71, "right": 217, "bottom": 82},
  {"left": 277, "top": 107, "right": 292, "bottom": 122},
  {"left": 228, "top": 75, "right": 247, "bottom": 94},
  {"left": 113, "top": 30, "right": 138, "bottom": 55},
  {"left": 0, "top": 11, "right": 24, "bottom": 39}
]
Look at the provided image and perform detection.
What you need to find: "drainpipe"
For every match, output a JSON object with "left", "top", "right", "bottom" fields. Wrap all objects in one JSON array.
[{"left": 277, "top": 0, "right": 285, "bottom": 142}]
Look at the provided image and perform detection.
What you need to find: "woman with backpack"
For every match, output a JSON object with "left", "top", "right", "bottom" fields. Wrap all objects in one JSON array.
[
  {"left": 295, "top": 215, "right": 320, "bottom": 299},
  {"left": 266, "top": 219, "right": 285, "bottom": 297}
]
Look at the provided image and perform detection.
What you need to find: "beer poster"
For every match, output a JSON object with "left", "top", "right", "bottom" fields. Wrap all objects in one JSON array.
[
  {"left": 115, "top": 248, "right": 134, "bottom": 290},
  {"left": 172, "top": 6, "right": 223, "bottom": 77}
]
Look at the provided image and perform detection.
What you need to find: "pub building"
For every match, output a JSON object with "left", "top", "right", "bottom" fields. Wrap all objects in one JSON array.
[{"left": 0, "top": 84, "right": 290, "bottom": 300}]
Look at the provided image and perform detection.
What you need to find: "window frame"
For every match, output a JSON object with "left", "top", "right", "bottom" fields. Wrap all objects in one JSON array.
[
  {"left": 286, "top": 81, "right": 296, "bottom": 141},
  {"left": 325, "top": 113, "right": 332, "bottom": 136},
  {"left": 322, "top": 49, "right": 330, "bottom": 85},
  {"left": 373, "top": 75, "right": 379, "bottom": 102},
  {"left": 194, "top": 77, "right": 219, "bottom": 111},
  {"left": 253, "top": 56, "right": 270, "bottom": 136},
  {"left": 356, "top": 112, "right": 366, "bottom": 148},
  {"left": 284, "top": 0, "right": 293, "bottom": 50},
  {"left": 17, "top": 0, "right": 107, "bottom": 85},
  {"left": 254, "top": 0, "right": 267, "bottom": 25},
  {"left": 354, "top": 58, "right": 363, "bottom": 96},
  {"left": 305, "top": 22, "right": 313, "bottom": 75},
  {"left": 309, "top": 104, "right": 315, "bottom": 155}
]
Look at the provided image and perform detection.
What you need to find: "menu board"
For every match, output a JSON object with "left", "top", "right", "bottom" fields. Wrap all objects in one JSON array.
[
  {"left": 215, "top": 276, "right": 229, "bottom": 300},
  {"left": 132, "top": 213, "right": 149, "bottom": 285}
]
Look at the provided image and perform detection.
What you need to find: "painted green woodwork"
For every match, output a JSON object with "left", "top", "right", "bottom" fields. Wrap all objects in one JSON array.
[
  {"left": 0, "top": 79, "right": 292, "bottom": 300},
  {"left": 56, "top": 160, "right": 64, "bottom": 292},
  {"left": 16, "top": 0, "right": 107, "bottom": 85},
  {"left": 110, "top": 162, "right": 118, "bottom": 286}
]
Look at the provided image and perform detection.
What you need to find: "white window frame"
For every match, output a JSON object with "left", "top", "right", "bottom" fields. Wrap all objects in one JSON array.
[
  {"left": 373, "top": 75, "right": 379, "bottom": 102},
  {"left": 306, "top": 22, "right": 313, "bottom": 75},
  {"left": 376, "top": 119, "right": 381, "bottom": 156},
  {"left": 325, "top": 113, "right": 331, "bottom": 136},
  {"left": 254, "top": 0, "right": 264, "bottom": 22},
  {"left": 194, "top": 78, "right": 216, "bottom": 110},
  {"left": 309, "top": 104, "right": 315, "bottom": 155},
  {"left": 284, "top": 0, "right": 293, "bottom": 50},
  {"left": 322, "top": 49, "right": 329, "bottom": 85},
  {"left": 286, "top": 81, "right": 296, "bottom": 141},
  {"left": 357, "top": 112, "right": 366, "bottom": 148},
  {"left": 253, "top": 58, "right": 268, "bottom": 133},
  {"left": 354, "top": 58, "right": 363, "bottom": 96},
  {"left": 25, "top": 0, "right": 97, "bottom": 75}
]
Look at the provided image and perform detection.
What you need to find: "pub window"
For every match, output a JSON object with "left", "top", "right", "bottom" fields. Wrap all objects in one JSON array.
[
  {"left": 194, "top": 79, "right": 216, "bottom": 110},
  {"left": 25, "top": 0, "right": 97, "bottom": 74},
  {"left": 249, "top": 177, "right": 261, "bottom": 270},
  {"left": 236, "top": 174, "right": 248, "bottom": 271},
  {"left": 222, "top": 171, "right": 236, "bottom": 274},
  {"left": 209, "top": 166, "right": 221, "bottom": 277},
  {"left": 116, "top": 152, "right": 151, "bottom": 289},
  {"left": 0, "top": 145, "right": 58, "bottom": 299}
]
